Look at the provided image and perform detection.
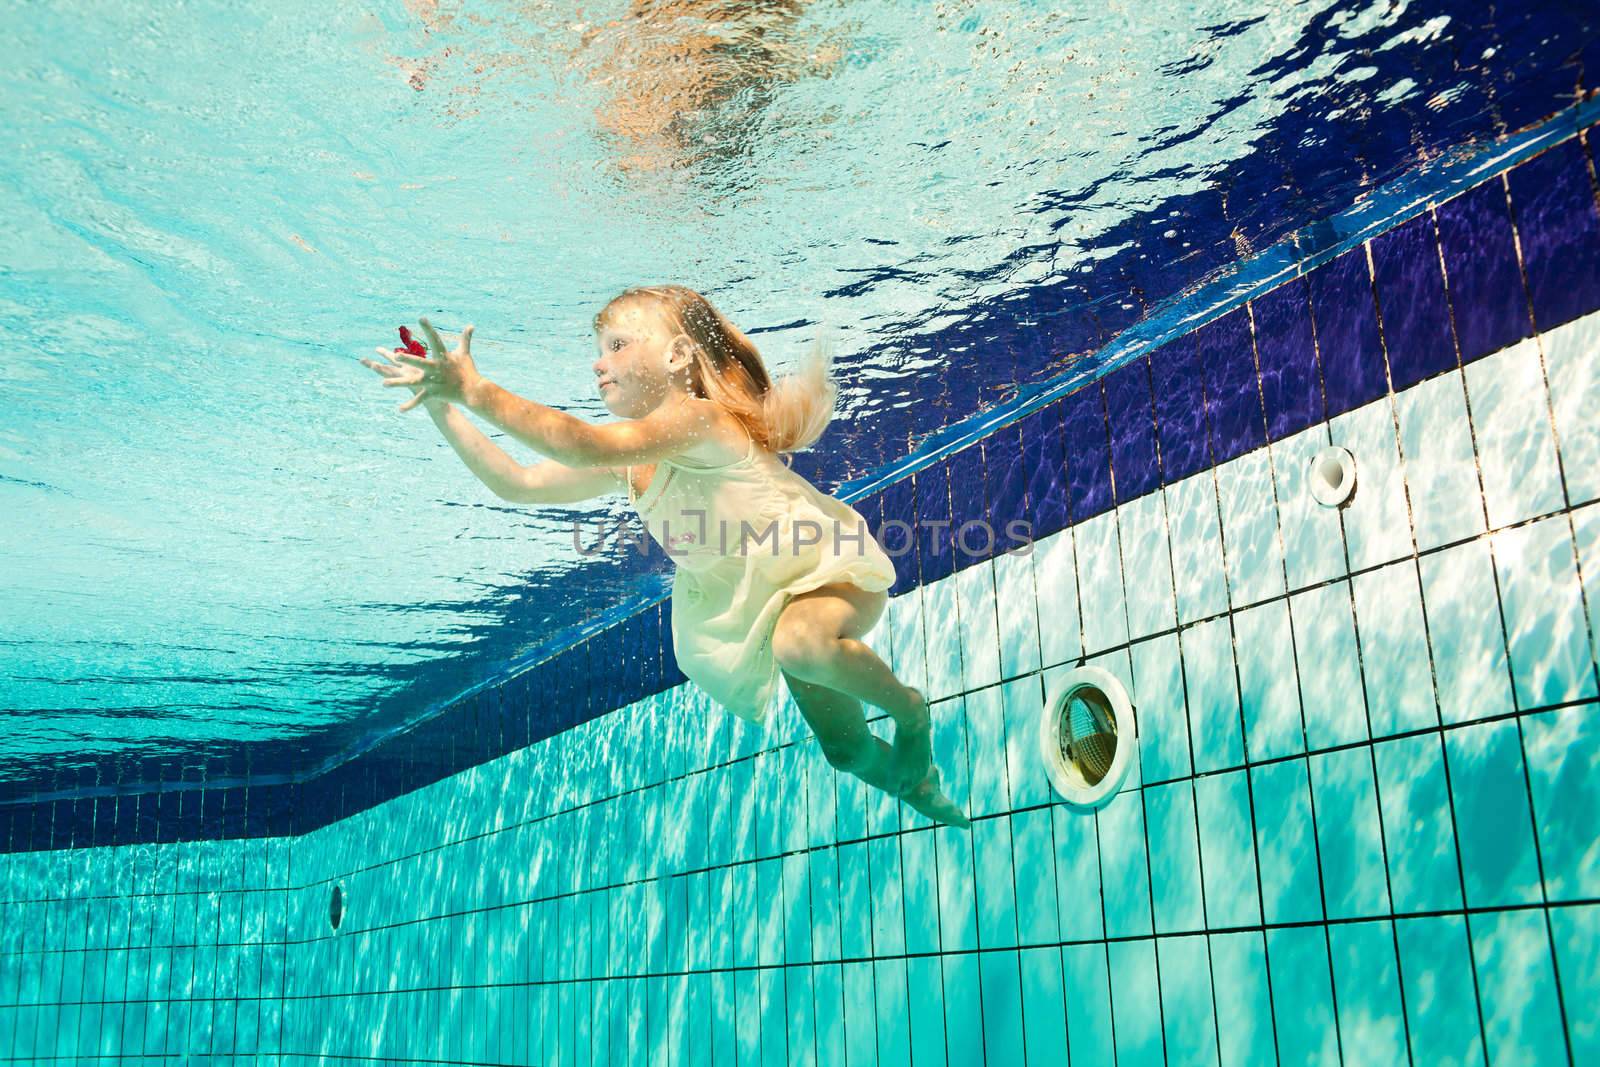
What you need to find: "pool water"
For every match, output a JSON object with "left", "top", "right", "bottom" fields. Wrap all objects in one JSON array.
[{"left": 3, "top": 1, "right": 1599, "bottom": 1063}]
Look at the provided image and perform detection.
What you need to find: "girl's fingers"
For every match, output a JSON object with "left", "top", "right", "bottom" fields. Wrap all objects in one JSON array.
[
  {"left": 459, "top": 324, "right": 474, "bottom": 355},
  {"left": 417, "top": 317, "right": 449, "bottom": 357},
  {"left": 382, "top": 376, "right": 423, "bottom": 388},
  {"left": 398, "top": 388, "right": 430, "bottom": 412},
  {"left": 392, "top": 352, "right": 433, "bottom": 369}
]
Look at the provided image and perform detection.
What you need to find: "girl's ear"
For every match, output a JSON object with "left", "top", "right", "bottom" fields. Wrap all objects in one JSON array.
[{"left": 665, "top": 334, "right": 695, "bottom": 371}]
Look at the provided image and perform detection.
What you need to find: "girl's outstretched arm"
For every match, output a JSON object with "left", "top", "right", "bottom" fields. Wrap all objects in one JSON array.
[
  {"left": 424, "top": 401, "right": 623, "bottom": 504},
  {"left": 462, "top": 377, "right": 710, "bottom": 467},
  {"left": 363, "top": 343, "right": 622, "bottom": 505},
  {"left": 393, "top": 318, "right": 714, "bottom": 468}
]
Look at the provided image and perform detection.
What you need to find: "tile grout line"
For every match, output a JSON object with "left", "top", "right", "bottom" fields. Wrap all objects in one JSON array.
[
  {"left": 1500, "top": 148, "right": 1580, "bottom": 1067},
  {"left": 1353, "top": 222, "right": 1422, "bottom": 1067}
]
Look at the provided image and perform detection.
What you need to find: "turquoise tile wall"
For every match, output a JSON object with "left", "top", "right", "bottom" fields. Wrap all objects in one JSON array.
[{"left": 0, "top": 838, "right": 292, "bottom": 1062}]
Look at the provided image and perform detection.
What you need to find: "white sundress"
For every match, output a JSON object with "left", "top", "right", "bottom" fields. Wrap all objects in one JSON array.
[{"left": 626, "top": 425, "right": 897, "bottom": 724}]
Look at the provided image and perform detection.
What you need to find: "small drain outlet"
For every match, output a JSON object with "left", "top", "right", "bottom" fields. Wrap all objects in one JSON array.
[
  {"left": 1309, "top": 445, "right": 1357, "bottom": 508},
  {"left": 329, "top": 883, "right": 345, "bottom": 931},
  {"left": 1040, "top": 666, "right": 1136, "bottom": 809}
]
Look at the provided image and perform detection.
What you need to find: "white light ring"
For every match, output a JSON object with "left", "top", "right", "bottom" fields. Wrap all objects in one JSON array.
[{"left": 1039, "top": 665, "right": 1137, "bottom": 810}]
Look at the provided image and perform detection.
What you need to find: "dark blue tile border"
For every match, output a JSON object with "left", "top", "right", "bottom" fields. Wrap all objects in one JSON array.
[
  {"left": 1197, "top": 308, "right": 1266, "bottom": 465},
  {"left": 1105, "top": 356, "right": 1160, "bottom": 504},
  {"left": 947, "top": 440, "right": 990, "bottom": 567},
  {"left": 914, "top": 460, "right": 955, "bottom": 586},
  {"left": 983, "top": 422, "right": 1029, "bottom": 553},
  {"left": 1436, "top": 176, "right": 1533, "bottom": 363},
  {"left": 1372, "top": 212, "right": 1458, "bottom": 390},
  {"left": 1252, "top": 277, "right": 1323, "bottom": 440},
  {"left": 1063, "top": 384, "right": 1113, "bottom": 524},
  {"left": 875, "top": 475, "right": 918, "bottom": 597},
  {"left": 1019, "top": 405, "right": 1068, "bottom": 540},
  {"left": 1309, "top": 247, "right": 1385, "bottom": 417},
  {"left": 1150, "top": 333, "right": 1210, "bottom": 483},
  {"left": 1506, "top": 136, "right": 1600, "bottom": 333}
]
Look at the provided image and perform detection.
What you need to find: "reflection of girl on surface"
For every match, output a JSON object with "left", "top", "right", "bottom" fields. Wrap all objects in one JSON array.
[
  {"left": 377, "top": 1, "right": 838, "bottom": 173},
  {"left": 363, "top": 286, "right": 970, "bottom": 828},
  {"left": 579, "top": 1, "right": 829, "bottom": 170}
]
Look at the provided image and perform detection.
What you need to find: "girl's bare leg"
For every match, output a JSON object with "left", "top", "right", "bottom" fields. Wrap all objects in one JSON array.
[
  {"left": 771, "top": 583, "right": 931, "bottom": 793},
  {"left": 783, "top": 670, "right": 970, "bottom": 829},
  {"left": 782, "top": 671, "right": 900, "bottom": 793}
]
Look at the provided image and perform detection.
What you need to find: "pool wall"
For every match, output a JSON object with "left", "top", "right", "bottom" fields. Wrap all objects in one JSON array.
[{"left": 4, "top": 122, "right": 1599, "bottom": 1064}]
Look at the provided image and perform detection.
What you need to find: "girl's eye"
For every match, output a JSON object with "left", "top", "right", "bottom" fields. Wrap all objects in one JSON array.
[{"left": 611, "top": 339, "right": 625, "bottom": 351}]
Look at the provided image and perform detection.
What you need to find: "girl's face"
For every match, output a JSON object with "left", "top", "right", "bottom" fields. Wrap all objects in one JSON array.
[{"left": 592, "top": 301, "right": 691, "bottom": 418}]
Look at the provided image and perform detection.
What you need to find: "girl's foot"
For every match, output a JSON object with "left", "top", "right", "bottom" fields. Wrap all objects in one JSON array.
[
  {"left": 901, "top": 765, "right": 972, "bottom": 830},
  {"left": 889, "top": 686, "right": 933, "bottom": 795}
]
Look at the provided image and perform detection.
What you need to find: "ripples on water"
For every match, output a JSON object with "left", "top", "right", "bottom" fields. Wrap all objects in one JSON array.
[{"left": 0, "top": 0, "right": 1593, "bottom": 778}]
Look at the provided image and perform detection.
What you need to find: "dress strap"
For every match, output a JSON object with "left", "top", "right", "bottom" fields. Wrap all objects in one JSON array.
[
  {"left": 663, "top": 419, "right": 757, "bottom": 471},
  {"left": 733, "top": 419, "right": 756, "bottom": 462}
]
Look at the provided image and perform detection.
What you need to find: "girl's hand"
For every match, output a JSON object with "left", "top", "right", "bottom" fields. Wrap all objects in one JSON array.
[
  {"left": 361, "top": 344, "right": 444, "bottom": 413},
  {"left": 386, "top": 317, "right": 483, "bottom": 413}
]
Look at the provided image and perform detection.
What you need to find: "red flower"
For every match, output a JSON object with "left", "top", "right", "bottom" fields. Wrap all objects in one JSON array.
[{"left": 396, "top": 325, "right": 428, "bottom": 358}]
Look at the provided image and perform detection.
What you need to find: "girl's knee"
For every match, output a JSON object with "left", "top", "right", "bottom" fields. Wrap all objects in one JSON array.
[{"left": 771, "top": 617, "right": 830, "bottom": 675}]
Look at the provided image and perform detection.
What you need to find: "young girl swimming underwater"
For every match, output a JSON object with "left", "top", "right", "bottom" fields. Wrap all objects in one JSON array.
[{"left": 362, "top": 286, "right": 970, "bottom": 828}]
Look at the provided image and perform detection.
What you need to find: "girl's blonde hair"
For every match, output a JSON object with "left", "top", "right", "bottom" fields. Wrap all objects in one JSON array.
[{"left": 595, "top": 284, "right": 836, "bottom": 454}]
